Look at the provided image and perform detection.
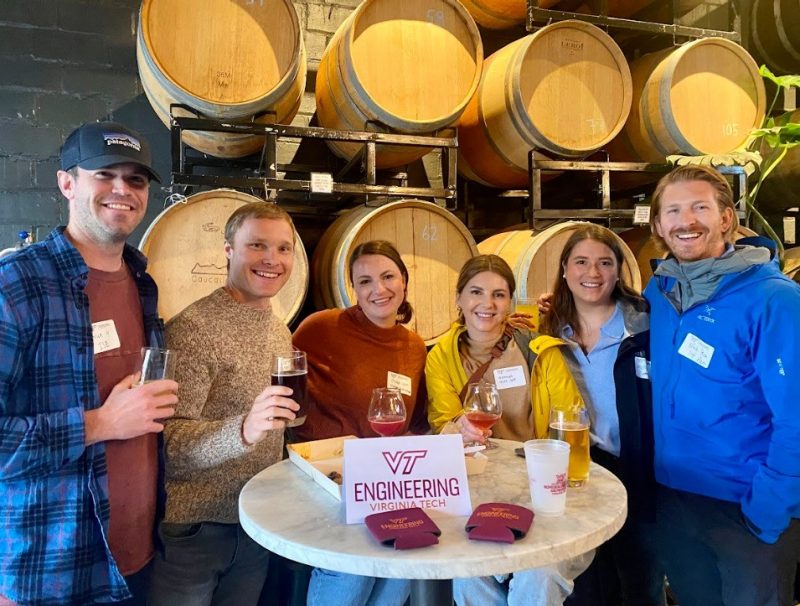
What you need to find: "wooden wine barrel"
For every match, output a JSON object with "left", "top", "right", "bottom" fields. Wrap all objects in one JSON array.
[
  {"left": 751, "top": 0, "right": 800, "bottom": 76},
  {"left": 457, "top": 20, "right": 632, "bottom": 188},
  {"left": 459, "top": 0, "right": 531, "bottom": 29},
  {"left": 610, "top": 38, "right": 766, "bottom": 163},
  {"left": 139, "top": 190, "right": 308, "bottom": 324},
  {"left": 756, "top": 110, "right": 800, "bottom": 218},
  {"left": 315, "top": 0, "right": 483, "bottom": 168},
  {"left": 312, "top": 199, "right": 479, "bottom": 345},
  {"left": 619, "top": 225, "right": 759, "bottom": 284},
  {"left": 478, "top": 222, "right": 642, "bottom": 303},
  {"left": 569, "top": 0, "right": 656, "bottom": 17},
  {"left": 784, "top": 247, "right": 800, "bottom": 283},
  {"left": 137, "top": 0, "right": 306, "bottom": 158}
]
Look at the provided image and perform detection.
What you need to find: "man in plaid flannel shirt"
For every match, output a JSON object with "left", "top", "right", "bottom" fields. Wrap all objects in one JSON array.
[{"left": 0, "top": 122, "right": 178, "bottom": 605}]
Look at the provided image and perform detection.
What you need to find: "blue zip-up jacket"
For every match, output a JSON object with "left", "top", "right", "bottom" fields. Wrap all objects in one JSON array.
[
  {"left": 0, "top": 227, "right": 165, "bottom": 604},
  {"left": 644, "top": 251, "right": 800, "bottom": 544}
]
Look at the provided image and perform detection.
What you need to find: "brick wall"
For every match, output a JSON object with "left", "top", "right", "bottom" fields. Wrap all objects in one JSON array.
[{"left": 0, "top": 0, "right": 372, "bottom": 250}]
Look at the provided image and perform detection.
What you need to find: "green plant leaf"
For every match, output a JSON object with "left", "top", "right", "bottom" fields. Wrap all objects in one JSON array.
[{"left": 759, "top": 65, "right": 800, "bottom": 89}]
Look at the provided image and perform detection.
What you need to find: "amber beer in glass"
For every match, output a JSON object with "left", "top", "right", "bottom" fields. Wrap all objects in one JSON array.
[{"left": 548, "top": 406, "right": 590, "bottom": 487}]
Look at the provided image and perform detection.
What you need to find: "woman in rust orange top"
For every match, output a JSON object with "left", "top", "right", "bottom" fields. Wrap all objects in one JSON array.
[{"left": 292, "top": 239, "right": 428, "bottom": 606}]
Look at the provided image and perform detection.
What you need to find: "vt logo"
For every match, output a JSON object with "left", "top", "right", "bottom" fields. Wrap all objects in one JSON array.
[{"left": 382, "top": 450, "right": 427, "bottom": 475}]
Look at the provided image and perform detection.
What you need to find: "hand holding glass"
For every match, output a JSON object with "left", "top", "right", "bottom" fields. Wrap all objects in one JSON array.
[
  {"left": 548, "top": 406, "right": 590, "bottom": 487},
  {"left": 139, "top": 347, "right": 175, "bottom": 384},
  {"left": 271, "top": 351, "right": 308, "bottom": 427},
  {"left": 367, "top": 387, "right": 407, "bottom": 437},
  {"left": 462, "top": 382, "right": 502, "bottom": 450}
]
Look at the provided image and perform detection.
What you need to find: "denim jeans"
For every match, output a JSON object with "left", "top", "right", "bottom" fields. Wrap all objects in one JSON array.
[
  {"left": 306, "top": 568, "right": 410, "bottom": 606},
  {"left": 148, "top": 521, "right": 270, "bottom": 606},
  {"left": 452, "top": 551, "right": 595, "bottom": 606}
]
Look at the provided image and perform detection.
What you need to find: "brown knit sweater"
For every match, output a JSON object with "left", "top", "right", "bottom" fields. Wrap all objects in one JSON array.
[{"left": 163, "top": 287, "right": 292, "bottom": 524}]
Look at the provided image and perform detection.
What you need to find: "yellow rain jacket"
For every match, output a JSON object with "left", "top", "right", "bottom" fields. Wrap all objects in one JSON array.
[{"left": 426, "top": 323, "right": 584, "bottom": 438}]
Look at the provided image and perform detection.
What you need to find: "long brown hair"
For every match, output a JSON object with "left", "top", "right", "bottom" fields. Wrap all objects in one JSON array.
[
  {"left": 539, "top": 224, "right": 643, "bottom": 340},
  {"left": 455, "top": 254, "right": 515, "bottom": 325},
  {"left": 348, "top": 240, "right": 413, "bottom": 324}
]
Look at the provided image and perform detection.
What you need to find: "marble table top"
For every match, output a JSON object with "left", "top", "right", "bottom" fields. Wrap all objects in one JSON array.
[{"left": 239, "top": 438, "right": 627, "bottom": 579}]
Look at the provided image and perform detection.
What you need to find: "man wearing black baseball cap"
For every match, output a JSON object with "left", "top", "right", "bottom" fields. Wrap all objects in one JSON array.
[
  {"left": 60, "top": 120, "right": 162, "bottom": 183},
  {"left": 0, "top": 121, "right": 176, "bottom": 606}
]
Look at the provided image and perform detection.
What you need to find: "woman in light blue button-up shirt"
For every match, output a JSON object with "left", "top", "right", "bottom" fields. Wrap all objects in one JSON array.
[{"left": 538, "top": 223, "right": 664, "bottom": 606}]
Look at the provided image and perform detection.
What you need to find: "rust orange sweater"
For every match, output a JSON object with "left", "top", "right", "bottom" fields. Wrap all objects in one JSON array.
[{"left": 292, "top": 306, "right": 428, "bottom": 441}]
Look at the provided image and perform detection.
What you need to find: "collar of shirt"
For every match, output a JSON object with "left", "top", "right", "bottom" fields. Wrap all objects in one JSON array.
[{"left": 561, "top": 302, "right": 627, "bottom": 357}]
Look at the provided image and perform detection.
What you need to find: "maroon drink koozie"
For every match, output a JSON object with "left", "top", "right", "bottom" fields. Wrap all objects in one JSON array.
[
  {"left": 465, "top": 503, "right": 534, "bottom": 543},
  {"left": 364, "top": 507, "right": 441, "bottom": 550}
]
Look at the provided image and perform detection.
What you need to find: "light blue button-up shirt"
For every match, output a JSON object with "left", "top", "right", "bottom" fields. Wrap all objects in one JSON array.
[{"left": 561, "top": 302, "right": 627, "bottom": 456}]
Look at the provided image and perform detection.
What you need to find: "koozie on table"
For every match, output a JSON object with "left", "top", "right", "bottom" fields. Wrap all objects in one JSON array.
[
  {"left": 465, "top": 503, "right": 534, "bottom": 543},
  {"left": 364, "top": 507, "right": 441, "bottom": 550}
]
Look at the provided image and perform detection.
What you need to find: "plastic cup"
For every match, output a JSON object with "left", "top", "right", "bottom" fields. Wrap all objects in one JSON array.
[{"left": 523, "top": 439, "right": 570, "bottom": 516}]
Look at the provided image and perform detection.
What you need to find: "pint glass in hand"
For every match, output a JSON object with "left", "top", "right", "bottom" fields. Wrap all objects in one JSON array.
[{"left": 271, "top": 351, "right": 308, "bottom": 427}]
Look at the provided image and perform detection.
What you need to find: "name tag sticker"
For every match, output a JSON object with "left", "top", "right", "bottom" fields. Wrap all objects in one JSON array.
[
  {"left": 92, "top": 319, "right": 120, "bottom": 355},
  {"left": 678, "top": 333, "right": 714, "bottom": 369},
  {"left": 493, "top": 365, "right": 527, "bottom": 390},
  {"left": 634, "top": 355, "right": 651, "bottom": 380},
  {"left": 387, "top": 371, "right": 413, "bottom": 396}
]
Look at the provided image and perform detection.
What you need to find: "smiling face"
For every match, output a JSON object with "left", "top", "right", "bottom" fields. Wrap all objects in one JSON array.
[
  {"left": 59, "top": 164, "right": 150, "bottom": 246},
  {"left": 654, "top": 180, "right": 733, "bottom": 263},
  {"left": 456, "top": 270, "right": 512, "bottom": 342},
  {"left": 563, "top": 238, "right": 619, "bottom": 309},
  {"left": 351, "top": 254, "right": 406, "bottom": 328},
  {"left": 224, "top": 217, "right": 294, "bottom": 310}
]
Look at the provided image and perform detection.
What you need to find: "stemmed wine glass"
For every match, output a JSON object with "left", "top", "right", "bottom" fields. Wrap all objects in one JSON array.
[
  {"left": 462, "top": 382, "right": 503, "bottom": 450},
  {"left": 367, "top": 387, "right": 407, "bottom": 437}
]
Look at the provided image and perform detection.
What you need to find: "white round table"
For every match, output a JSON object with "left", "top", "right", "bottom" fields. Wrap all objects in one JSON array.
[{"left": 240, "top": 439, "right": 627, "bottom": 604}]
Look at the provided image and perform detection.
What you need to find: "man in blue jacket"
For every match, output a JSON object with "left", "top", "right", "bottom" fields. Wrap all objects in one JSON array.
[
  {"left": 646, "top": 164, "right": 800, "bottom": 606},
  {"left": 0, "top": 122, "right": 178, "bottom": 605}
]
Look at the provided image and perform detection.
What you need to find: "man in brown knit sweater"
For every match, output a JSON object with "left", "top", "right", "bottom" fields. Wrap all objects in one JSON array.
[{"left": 148, "top": 202, "right": 301, "bottom": 606}]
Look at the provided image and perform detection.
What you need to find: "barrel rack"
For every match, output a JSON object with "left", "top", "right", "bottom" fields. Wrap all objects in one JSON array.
[
  {"left": 461, "top": 154, "right": 749, "bottom": 233},
  {"left": 528, "top": 156, "right": 749, "bottom": 223},
  {"left": 527, "top": 0, "right": 740, "bottom": 42},
  {"left": 454, "top": 1, "right": 750, "bottom": 235},
  {"left": 168, "top": 109, "right": 457, "bottom": 215}
]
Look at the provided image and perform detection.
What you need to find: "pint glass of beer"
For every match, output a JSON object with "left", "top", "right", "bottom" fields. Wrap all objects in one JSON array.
[
  {"left": 271, "top": 351, "right": 308, "bottom": 427},
  {"left": 548, "top": 406, "right": 590, "bottom": 487}
]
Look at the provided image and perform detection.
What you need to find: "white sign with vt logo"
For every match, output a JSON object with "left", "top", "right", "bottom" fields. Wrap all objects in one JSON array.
[{"left": 343, "top": 434, "right": 471, "bottom": 524}]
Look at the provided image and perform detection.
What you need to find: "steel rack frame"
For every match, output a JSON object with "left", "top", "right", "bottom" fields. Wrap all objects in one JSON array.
[
  {"left": 527, "top": 0, "right": 740, "bottom": 42},
  {"left": 527, "top": 153, "right": 749, "bottom": 228},
  {"left": 169, "top": 108, "right": 458, "bottom": 210}
]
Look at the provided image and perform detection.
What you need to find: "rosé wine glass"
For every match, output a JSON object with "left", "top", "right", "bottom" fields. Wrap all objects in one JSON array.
[
  {"left": 367, "top": 387, "right": 407, "bottom": 437},
  {"left": 462, "top": 382, "right": 502, "bottom": 450}
]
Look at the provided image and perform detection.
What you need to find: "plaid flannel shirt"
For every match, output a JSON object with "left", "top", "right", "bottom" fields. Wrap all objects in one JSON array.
[{"left": 0, "top": 227, "right": 164, "bottom": 605}]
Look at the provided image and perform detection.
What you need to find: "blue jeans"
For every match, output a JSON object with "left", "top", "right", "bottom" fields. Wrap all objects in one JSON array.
[
  {"left": 306, "top": 568, "right": 410, "bottom": 606},
  {"left": 117, "top": 561, "right": 152, "bottom": 606},
  {"left": 452, "top": 552, "right": 595, "bottom": 606},
  {"left": 148, "top": 521, "right": 270, "bottom": 606}
]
